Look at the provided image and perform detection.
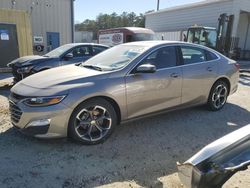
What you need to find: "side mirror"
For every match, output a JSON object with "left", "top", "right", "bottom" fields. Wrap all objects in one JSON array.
[
  {"left": 135, "top": 64, "right": 156, "bottom": 74},
  {"left": 64, "top": 53, "right": 73, "bottom": 60}
]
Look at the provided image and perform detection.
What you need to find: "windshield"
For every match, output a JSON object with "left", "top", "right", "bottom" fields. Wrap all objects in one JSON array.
[
  {"left": 200, "top": 29, "right": 217, "bottom": 49},
  {"left": 187, "top": 28, "right": 217, "bottom": 49},
  {"left": 44, "top": 44, "right": 74, "bottom": 57},
  {"left": 81, "top": 44, "right": 149, "bottom": 71}
]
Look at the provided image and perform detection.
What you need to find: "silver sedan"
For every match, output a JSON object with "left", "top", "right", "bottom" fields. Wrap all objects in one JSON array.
[{"left": 9, "top": 41, "right": 239, "bottom": 144}]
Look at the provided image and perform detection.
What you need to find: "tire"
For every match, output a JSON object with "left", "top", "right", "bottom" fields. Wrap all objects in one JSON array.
[
  {"left": 68, "top": 98, "right": 117, "bottom": 145},
  {"left": 207, "top": 80, "right": 229, "bottom": 111}
]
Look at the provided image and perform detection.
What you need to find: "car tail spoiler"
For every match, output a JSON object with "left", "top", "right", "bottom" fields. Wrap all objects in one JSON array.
[{"left": 177, "top": 124, "right": 250, "bottom": 188}]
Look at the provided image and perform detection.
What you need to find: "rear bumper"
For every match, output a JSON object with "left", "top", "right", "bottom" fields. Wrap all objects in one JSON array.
[{"left": 230, "top": 83, "right": 238, "bottom": 95}]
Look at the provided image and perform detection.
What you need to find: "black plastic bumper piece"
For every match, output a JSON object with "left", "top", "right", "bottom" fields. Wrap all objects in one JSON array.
[{"left": 18, "top": 125, "right": 50, "bottom": 136}]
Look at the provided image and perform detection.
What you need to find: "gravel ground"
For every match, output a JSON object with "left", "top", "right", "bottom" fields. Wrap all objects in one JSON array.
[{"left": 0, "top": 73, "right": 249, "bottom": 188}]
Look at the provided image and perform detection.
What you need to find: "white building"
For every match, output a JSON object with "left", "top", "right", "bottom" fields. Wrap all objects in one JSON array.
[{"left": 146, "top": 0, "right": 250, "bottom": 58}]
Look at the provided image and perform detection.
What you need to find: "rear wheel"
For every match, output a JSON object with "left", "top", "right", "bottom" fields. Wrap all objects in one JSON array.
[
  {"left": 207, "top": 80, "right": 229, "bottom": 111},
  {"left": 68, "top": 98, "right": 117, "bottom": 145}
]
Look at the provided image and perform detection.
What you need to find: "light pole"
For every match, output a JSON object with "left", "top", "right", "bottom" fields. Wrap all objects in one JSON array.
[{"left": 157, "top": 0, "right": 160, "bottom": 11}]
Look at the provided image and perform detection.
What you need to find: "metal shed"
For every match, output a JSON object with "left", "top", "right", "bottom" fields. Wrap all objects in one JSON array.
[
  {"left": 0, "top": 0, "right": 74, "bottom": 55},
  {"left": 146, "top": 0, "right": 250, "bottom": 58}
]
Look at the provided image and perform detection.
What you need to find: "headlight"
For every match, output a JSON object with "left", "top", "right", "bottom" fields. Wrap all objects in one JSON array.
[
  {"left": 23, "top": 95, "right": 66, "bottom": 107},
  {"left": 17, "top": 66, "right": 33, "bottom": 74}
]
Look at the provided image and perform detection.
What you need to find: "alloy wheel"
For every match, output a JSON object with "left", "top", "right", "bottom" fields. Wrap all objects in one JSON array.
[
  {"left": 212, "top": 84, "right": 228, "bottom": 109},
  {"left": 74, "top": 105, "right": 112, "bottom": 142}
]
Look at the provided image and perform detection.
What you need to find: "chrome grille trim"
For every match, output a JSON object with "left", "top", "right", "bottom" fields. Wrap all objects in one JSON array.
[{"left": 9, "top": 100, "right": 22, "bottom": 124}]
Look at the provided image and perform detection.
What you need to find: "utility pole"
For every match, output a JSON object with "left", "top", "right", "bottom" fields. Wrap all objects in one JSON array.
[{"left": 157, "top": 0, "right": 160, "bottom": 11}]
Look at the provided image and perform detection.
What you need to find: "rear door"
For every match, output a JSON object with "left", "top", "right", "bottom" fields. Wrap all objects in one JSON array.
[
  {"left": 179, "top": 45, "right": 218, "bottom": 104},
  {"left": 125, "top": 46, "right": 182, "bottom": 119},
  {"left": 0, "top": 24, "right": 19, "bottom": 67}
]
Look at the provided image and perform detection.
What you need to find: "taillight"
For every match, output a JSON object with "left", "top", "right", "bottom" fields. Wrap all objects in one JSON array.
[{"left": 234, "top": 63, "right": 240, "bottom": 71}]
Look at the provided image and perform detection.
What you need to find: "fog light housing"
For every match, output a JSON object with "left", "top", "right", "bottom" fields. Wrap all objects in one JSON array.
[{"left": 26, "top": 119, "right": 51, "bottom": 127}]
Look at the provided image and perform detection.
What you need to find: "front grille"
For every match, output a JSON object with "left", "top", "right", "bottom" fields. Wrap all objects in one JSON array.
[{"left": 9, "top": 101, "right": 22, "bottom": 124}]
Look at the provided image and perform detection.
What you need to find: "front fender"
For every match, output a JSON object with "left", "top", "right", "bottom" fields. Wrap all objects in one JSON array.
[{"left": 62, "top": 77, "right": 127, "bottom": 120}]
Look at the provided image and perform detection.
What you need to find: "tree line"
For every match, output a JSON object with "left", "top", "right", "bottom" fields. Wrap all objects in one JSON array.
[{"left": 75, "top": 12, "right": 151, "bottom": 40}]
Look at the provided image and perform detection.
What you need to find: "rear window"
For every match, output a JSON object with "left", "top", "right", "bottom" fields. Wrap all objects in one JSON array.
[
  {"left": 206, "top": 51, "right": 218, "bottom": 61},
  {"left": 181, "top": 46, "right": 206, "bottom": 65}
]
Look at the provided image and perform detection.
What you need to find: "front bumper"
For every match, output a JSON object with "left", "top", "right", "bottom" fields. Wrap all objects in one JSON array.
[
  {"left": 11, "top": 66, "right": 22, "bottom": 82},
  {"left": 10, "top": 66, "right": 33, "bottom": 83},
  {"left": 9, "top": 95, "right": 73, "bottom": 138},
  {"left": 14, "top": 123, "right": 50, "bottom": 136}
]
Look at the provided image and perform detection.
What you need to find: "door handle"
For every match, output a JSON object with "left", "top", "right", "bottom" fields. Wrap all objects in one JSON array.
[
  {"left": 207, "top": 67, "right": 213, "bottom": 72},
  {"left": 170, "top": 73, "right": 179, "bottom": 78}
]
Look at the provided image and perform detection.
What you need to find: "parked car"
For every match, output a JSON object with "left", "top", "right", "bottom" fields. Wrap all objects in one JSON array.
[
  {"left": 177, "top": 124, "right": 250, "bottom": 188},
  {"left": 9, "top": 41, "right": 239, "bottom": 144},
  {"left": 7, "top": 43, "right": 109, "bottom": 82}
]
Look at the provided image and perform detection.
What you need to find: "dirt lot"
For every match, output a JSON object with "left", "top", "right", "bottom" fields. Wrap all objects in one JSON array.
[{"left": 0, "top": 73, "right": 250, "bottom": 188}]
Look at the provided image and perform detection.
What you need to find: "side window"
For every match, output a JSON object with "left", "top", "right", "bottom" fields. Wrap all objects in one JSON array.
[
  {"left": 142, "top": 46, "right": 177, "bottom": 69},
  {"left": 92, "top": 46, "right": 107, "bottom": 55},
  {"left": 71, "top": 46, "right": 90, "bottom": 57},
  {"left": 181, "top": 46, "right": 206, "bottom": 65},
  {"left": 206, "top": 50, "right": 218, "bottom": 61}
]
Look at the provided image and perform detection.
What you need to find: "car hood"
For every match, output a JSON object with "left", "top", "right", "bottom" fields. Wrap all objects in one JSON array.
[
  {"left": 8, "top": 55, "right": 55, "bottom": 67},
  {"left": 11, "top": 65, "right": 110, "bottom": 96}
]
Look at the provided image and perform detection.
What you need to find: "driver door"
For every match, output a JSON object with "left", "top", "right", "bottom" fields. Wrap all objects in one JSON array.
[{"left": 125, "top": 46, "right": 182, "bottom": 119}]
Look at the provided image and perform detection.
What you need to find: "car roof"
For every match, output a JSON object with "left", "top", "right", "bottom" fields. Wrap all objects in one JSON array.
[
  {"left": 63, "top": 43, "right": 109, "bottom": 48},
  {"left": 122, "top": 40, "right": 220, "bottom": 53},
  {"left": 121, "top": 40, "right": 191, "bottom": 48}
]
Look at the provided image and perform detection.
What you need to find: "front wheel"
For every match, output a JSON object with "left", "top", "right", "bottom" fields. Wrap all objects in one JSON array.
[
  {"left": 68, "top": 98, "right": 117, "bottom": 145},
  {"left": 207, "top": 81, "right": 229, "bottom": 111}
]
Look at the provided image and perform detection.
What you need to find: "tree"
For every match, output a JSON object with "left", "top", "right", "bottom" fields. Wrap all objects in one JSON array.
[{"left": 75, "top": 12, "right": 146, "bottom": 40}]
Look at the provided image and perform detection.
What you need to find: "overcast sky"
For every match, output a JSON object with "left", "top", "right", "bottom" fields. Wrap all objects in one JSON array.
[{"left": 74, "top": 0, "right": 203, "bottom": 23}]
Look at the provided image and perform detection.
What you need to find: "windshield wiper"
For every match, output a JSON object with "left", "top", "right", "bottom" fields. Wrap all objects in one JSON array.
[{"left": 82, "top": 65, "right": 103, "bottom": 71}]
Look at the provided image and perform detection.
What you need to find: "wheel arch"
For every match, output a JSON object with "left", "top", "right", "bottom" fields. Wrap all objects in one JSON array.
[
  {"left": 213, "top": 77, "right": 231, "bottom": 94},
  {"left": 71, "top": 95, "right": 121, "bottom": 125},
  {"left": 207, "top": 76, "right": 231, "bottom": 102},
  {"left": 98, "top": 96, "right": 121, "bottom": 124},
  {"left": 67, "top": 95, "right": 121, "bottom": 144}
]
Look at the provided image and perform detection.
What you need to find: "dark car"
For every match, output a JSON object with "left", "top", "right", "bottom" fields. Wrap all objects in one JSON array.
[{"left": 7, "top": 43, "right": 109, "bottom": 82}]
